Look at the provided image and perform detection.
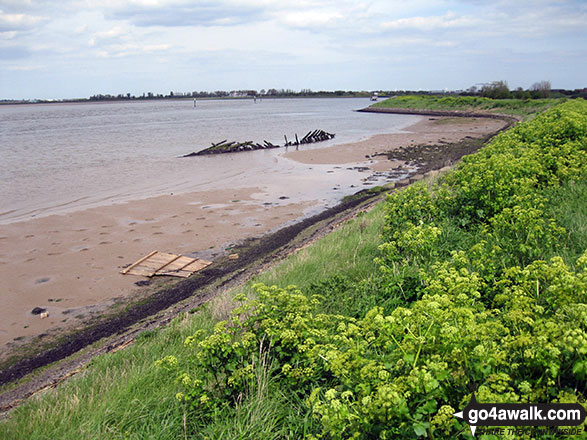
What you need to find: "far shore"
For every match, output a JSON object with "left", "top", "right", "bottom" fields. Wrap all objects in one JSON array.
[
  {"left": 0, "top": 94, "right": 371, "bottom": 107},
  {"left": 0, "top": 114, "right": 508, "bottom": 358}
]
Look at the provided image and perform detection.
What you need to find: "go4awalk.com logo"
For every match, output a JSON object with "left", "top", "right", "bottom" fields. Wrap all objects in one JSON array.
[{"left": 453, "top": 393, "right": 587, "bottom": 437}]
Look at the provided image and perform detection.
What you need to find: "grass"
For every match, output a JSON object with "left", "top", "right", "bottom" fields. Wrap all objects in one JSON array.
[
  {"left": 0, "top": 312, "right": 216, "bottom": 440},
  {"left": 372, "top": 94, "right": 564, "bottom": 120},
  {"left": 544, "top": 180, "right": 587, "bottom": 269},
  {"left": 251, "top": 203, "right": 386, "bottom": 291}
]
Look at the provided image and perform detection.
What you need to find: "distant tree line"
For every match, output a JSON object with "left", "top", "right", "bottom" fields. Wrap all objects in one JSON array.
[
  {"left": 85, "top": 83, "right": 586, "bottom": 103},
  {"left": 462, "top": 80, "right": 586, "bottom": 100},
  {"left": 3, "top": 83, "right": 585, "bottom": 105},
  {"left": 88, "top": 89, "right": 371, "bottom": 102}
]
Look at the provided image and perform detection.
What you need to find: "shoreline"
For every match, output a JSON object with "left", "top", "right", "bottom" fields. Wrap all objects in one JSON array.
[
  {"left": 0, "top": 99, "right": 419, "bottom": 227},
  {"left": 0, "top": 95, "right": 372, "bottom": 108},
  {"left": 0, "top": 113, "right": 512, "bottom": 392},
  {"left": 357, "top": 105, "right": 522, "bottom": 122}
]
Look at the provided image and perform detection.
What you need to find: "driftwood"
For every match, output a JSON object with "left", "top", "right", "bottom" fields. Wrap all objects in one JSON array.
[{"left": 183, "top": 129, "right": 335, "bottom": 157}]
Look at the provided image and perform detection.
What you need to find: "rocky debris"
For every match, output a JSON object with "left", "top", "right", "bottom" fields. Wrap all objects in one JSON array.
[{"left": 31, "top": 307, "right": 47, "bottom": 315}]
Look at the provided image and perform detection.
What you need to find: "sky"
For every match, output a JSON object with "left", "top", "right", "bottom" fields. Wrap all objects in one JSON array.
[{"left": 0, "top": 0, "right": 585, "bottom": 100}]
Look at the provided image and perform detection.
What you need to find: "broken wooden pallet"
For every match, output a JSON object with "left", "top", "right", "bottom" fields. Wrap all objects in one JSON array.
[{"left": 121, "top": 251, "right": 212, "bottom": 278}]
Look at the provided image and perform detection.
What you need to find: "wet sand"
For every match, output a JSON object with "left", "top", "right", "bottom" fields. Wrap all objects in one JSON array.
[
  {"left": 284, "top": 116, "right": 507, "bottom": 171},
  {"left": 0, "top": 188, "right": 314, "bottom": 348},
  {"left": 0, "top": 115, "right": 508, "bottom": 351}
]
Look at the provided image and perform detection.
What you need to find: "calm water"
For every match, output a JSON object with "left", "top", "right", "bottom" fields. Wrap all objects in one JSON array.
[{"left": 0, "top": 98, "right": 420, "bottom": 223}]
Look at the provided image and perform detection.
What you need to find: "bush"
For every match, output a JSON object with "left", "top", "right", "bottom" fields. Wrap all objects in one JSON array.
[{"left": 158, "top": 100, "right": 587, "bottom": 439}]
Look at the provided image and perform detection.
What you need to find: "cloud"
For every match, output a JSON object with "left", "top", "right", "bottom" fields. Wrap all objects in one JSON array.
[
  {"left": 0, "top": 0, "right": 34, "bottom": 11},
  {"left": 106, "top": 1, "right": 266, "bottom": 27},
  {"left": 6, "top": 63, "right": 42, "bottom": 70},
  {"left": 353, "top": 36, "right": 458, "bottom": 50},
  {"left": 95, "top": 42, "right": 171, "bottom": 58},
  {"left": 74, "top": 23, "right": 87, "bottom": 34},
  {"left": 1, "top": 0, "right": 585, "bottom": 100},
  {"left": 381, "top": 12, "right": 480, "bottom": 31},
  {"left": 281, "top": 10, "right": 344, "bottom": 28},
  {"left": 0, "top": 30, "right": 16, "bottom": 38},
  {"left": 92, "top": 25, "right": 127, "bottom": 39},
  {"left": 0, "top": 44, "right": 30, "bottom": 59},
  {"left": 0, "top": 9, "right": 45, "bottom": 31},
  {"left": 88, "top": 25, "right": 130, "bottom": 47}
]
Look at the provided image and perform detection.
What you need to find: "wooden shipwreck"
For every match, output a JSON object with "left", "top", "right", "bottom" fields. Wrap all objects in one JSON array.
[{"left": 182, "top": 129, "right": 335, "bottom": 157}]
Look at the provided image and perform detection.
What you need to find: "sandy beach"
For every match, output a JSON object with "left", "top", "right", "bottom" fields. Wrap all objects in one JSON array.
[{"left": 0, "top": 115, "right": 508, "bottom": 352}]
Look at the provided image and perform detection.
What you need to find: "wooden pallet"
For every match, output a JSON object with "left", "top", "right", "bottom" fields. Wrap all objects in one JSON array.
[{"left": 121, "top": 251, "right": 212, "bottom": 278}]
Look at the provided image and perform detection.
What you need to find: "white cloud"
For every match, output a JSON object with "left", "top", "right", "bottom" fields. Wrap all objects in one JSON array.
[
  {"left": 381, "top": 12, "right": 480, "bottom": 31},
  {"left": 143, "top": 43, "right": 170, "bottom": 52},
  {"left": 94, "top": 41, "right": 171, "bottom": 58},
  {"left": 281, "top": 10, "right": 344, "bottom": 28},
  {"left": 93, "top": 25, "right": 127, "bottom": 40},
  {"left": 104, "top": 1, "right": 267, "bottom": 27},
  {"left": 89, "top": 25, "right": 131, "bottom": 47},
  {"left": 0, "top": 9, "right": 45, "bottom": 31},
  {"left": 74, "top": 23, "right": 87, "bottom": 34}
]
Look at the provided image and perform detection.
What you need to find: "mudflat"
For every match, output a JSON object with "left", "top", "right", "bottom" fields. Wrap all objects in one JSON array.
[{"left": 0, "top": 115, "right": 508, "bottom": 354}]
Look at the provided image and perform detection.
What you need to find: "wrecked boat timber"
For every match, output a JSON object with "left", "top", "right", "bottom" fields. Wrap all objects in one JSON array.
[{"left": 182, "top": 129, "right": 335, "bottom": 157}]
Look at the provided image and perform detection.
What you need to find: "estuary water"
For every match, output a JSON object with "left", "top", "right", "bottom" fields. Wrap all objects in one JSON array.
[{"left": 0, "top": 98, "right": 420, "bottom": 224}]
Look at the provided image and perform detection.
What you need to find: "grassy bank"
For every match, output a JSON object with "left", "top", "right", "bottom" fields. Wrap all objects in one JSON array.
[
  {"left": 1, "top": 99, "right": 586, "bottom": 439},
  {"left": 372, "top": 95, "right": 564, "bottom": 120}
]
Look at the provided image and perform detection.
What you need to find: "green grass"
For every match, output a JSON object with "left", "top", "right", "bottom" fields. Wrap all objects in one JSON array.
[
  {"left": 0, "top": 313, "right": 215, "bottom": 440},
  {"left": 372, "top": 94, "right": 563, "bottom": 119},
  {"left": 251, "top": 203, "right": 386, "bottom": 290},
  {"left": 544, "top": 180, "right": 587, "bottom": 268}
]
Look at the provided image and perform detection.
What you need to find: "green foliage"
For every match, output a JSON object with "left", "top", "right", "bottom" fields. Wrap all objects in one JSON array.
[
  {"left": 480, "top": 80, "right": 511, "bottom": 99},
  {"left": 159, "top": 253, "right": 586, "bottom": 438},
  {"left": 372, "top": 94, "right": 563, "bottom": 119},
  {"left": 156, "top": 99, "right": 587, "bottom": 439}
]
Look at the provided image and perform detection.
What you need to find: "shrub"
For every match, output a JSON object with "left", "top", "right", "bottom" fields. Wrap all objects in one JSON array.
[{"left": 158, "top": 100, "right": 587, "bottom": 439}]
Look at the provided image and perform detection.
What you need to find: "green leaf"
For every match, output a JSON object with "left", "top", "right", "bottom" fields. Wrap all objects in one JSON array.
[
  {"left": 413, "top": 421, "right": 430, "bottom": 437},
  {"left": 418, "top": 399, "right": 438, "bottom": 414},
  {"left": 572, "top": 361, "right": 587, "bottom": 380}
]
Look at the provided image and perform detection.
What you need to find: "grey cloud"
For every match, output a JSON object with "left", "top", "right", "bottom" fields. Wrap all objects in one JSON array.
[{"left": 107, "top": 2, "right": 266, "bottom": 27}]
